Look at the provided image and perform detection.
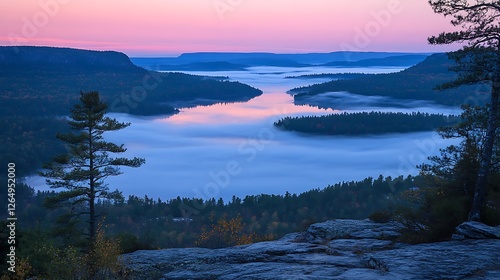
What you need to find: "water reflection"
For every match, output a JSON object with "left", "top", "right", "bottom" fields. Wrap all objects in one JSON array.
[
  {"left": 163, "top": 66, "right": 407, "bottom": 125},
  {"left": 164, "top": 92, "right": 336, "bottom": 125}
]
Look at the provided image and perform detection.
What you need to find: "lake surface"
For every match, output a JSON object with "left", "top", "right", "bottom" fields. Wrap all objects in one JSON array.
[{"left": 28, "top": 66, "right": 461, "bottom": 202}]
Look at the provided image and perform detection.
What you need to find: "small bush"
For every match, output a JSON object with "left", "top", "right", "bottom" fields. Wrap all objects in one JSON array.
[
  {"left": 84, "top": 223, "right": 123, "bottom": 279},
  {"left": 368, "top": 210, "right": 393, "bottom": 223},
  {"left": 396, "top": 195, "right": 468, "bottom": 244},
  {"left": 116, "top": 232, "right": 150, "bottom": 254},
  {"left": 298, "top": 218, "right": 317, "bottom": 232},
  {"left": 196, "top": 214, "right": 264, "bottom": 248},
  {"left": 0, "top": 258, "right": 32, "bottom": 280}
]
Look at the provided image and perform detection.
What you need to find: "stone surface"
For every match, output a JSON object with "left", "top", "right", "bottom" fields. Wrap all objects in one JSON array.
[
  {"left": 120, "top": 220, "right": 500, "bottom": 280},
  {"left": 306, "top": 219, "right": 403, "bottom": 243},
  {"left": 456, "top": 221, "right": 500, "bottom": 239}
]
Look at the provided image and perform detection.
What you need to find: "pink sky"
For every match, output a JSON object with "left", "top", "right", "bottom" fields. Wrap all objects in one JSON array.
[{"left": 0, "top": 0, "right": 460, "bottom": 57}]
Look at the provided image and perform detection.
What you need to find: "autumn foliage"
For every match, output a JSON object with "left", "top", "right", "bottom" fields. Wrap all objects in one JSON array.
[{"left": 196, "top": 214, "right": 265, "bottom": 248}]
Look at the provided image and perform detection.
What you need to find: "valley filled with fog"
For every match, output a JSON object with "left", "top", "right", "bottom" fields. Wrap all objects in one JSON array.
[{"left": 28, "top": 65, "right": 461, "bottom": 201}]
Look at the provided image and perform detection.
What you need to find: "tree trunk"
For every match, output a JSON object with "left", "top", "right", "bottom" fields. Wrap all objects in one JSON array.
[
  {"left": 89, "top": 124, "right": 96, "bottom": 242},
  {"left": 469, "top": 77, "right": 500, "bottom": 221},
  {"left": 89, "top": 190, "right": 95, "bottom": 241}
]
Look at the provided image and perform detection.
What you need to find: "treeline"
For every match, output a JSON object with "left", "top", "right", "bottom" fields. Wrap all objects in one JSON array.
[
  {"left": 274, "top": 112, "right": 459, "bottom": 135},
  {"left": 0, "top": 175, "right": 417, "bottom": 254},
  {"left": 289, "top": 54, "right": 489, "bottom": 106}
]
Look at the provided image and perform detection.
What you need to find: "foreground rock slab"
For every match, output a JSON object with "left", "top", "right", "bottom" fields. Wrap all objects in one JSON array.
[
  {"left": 456, "top": 221, "right": 500, "bottom": 239},
  {"left": 305, "top": 219, "right": 403, "bottom": 243},
  {"left": 121, "top": 219, "right": 500, "bottom": 279}
]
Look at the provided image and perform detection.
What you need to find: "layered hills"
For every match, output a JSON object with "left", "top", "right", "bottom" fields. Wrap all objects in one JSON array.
[
  {"left": 131, "top": 52, "right": 429, "bottom": 71},
  {"left": 0, "top": 46, "right": 262, "bottom": 117}
]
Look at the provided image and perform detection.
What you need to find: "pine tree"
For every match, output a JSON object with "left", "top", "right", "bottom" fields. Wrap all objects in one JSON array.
[
  {"left": 428, "top": 0, "right": 500, "bottom": 221},
  {"left": 41, "top": 91, "right": 145, "bottom": 242}
]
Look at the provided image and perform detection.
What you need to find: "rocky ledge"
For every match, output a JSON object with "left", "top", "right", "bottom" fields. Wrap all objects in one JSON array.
[{"left": 120, "top": 220, "right": 500, "bottom": 279}]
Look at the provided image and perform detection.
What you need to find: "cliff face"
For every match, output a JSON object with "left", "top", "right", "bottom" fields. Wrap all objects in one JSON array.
[
  {"left": 0, "top": 46, "right": 142, "bottom": 72},
  {"left": 120, "top": 220, "right": 500, "bottom": 280}
]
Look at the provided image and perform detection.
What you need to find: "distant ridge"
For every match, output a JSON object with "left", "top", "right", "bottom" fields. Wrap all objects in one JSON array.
[
  {"left": 174, "top": 51, "right": 432, "bottom": 64},
  {"left": 131, "top": 51, "right": 433, "bottom": 70},
  {"left": 323, "top": 55, "right": 428, "bottom": 67}
]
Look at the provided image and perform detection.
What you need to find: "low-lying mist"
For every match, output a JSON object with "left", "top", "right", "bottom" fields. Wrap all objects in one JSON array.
[
  {"left": 99, "top": 111, "right": 456, "bottom": 202},
  {"left": 26, "top": 66, "right": 460, "bottom": 202},
  {"left": 296, "top": 91, "right": 461, "bottom": 115}
]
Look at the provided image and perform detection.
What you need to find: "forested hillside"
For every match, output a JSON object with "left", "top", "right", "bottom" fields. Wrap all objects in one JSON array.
[
  {"left": 0, "top": 46, "right": 262, "bottom": 116},
  {"left": 290, "top": 54, "right": 489, "bottom": 106},
  {"left": 322, "top": 54, "right": 427, "bottom": 67}
]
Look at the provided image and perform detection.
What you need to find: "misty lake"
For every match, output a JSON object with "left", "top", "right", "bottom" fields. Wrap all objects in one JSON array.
[{"left": 28, "top": 66, "right": 461, "bottom": 201}]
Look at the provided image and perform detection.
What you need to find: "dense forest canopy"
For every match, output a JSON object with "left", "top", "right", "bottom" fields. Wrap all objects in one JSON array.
[
  {"left": 274, "top": 112, "right": 460, "bottom": 136},
  {"left": 0, "top": 174, "right": 418, "bottom": 251}
]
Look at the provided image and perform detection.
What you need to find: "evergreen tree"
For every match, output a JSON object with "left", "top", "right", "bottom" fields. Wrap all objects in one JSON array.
[
  {"left": 399, "top": 106, "right": 500, "bottom": 242},
  {"left": 428, "top": 0, "right": 500, "bottom": 221},
  {"left": 41, "top": 91, "right": 145, "bottom": 243}
]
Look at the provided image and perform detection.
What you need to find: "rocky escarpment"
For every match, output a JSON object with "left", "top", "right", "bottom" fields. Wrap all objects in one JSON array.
[
  {"left": 120, "top": 220, "right": 500, "bottom": 279},
  {"left": 0, "top": 46, "right": 142, "bottom": 72}
]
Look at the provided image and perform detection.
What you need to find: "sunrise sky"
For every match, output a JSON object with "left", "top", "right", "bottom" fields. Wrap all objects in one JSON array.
[{"left": 1, "top": 0, "right": 460, "bottom": 57}]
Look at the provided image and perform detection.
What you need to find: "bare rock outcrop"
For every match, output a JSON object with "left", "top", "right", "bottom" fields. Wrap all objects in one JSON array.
[
  {"left": 456, "top": 221, "right": 500, "bottom": 239},
  {"left": 120, "top": 219, "right": 500, "bottom": 279}
]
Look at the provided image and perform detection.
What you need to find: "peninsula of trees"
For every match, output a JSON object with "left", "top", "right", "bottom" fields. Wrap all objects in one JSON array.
[
  {"left": 274, "top": 112, "right": 459, "bottom": 135},
  {"left": 290, "top": 54, "right": 488, "bottom": 107}
]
